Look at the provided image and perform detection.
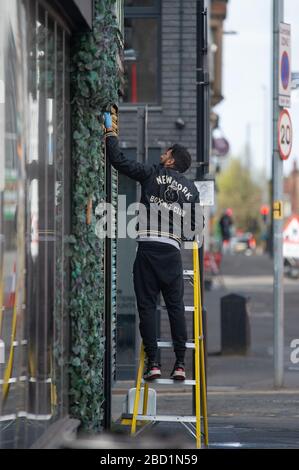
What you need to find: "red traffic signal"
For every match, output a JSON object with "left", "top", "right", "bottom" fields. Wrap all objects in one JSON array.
[{"left": 260, "top": 205, "right": 270, "bottom": 216}]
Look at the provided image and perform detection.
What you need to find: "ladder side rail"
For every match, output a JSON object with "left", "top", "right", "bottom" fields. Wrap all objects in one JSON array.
[
  {"left": 197, "top": 246, "right": 209, "bottom": 446},
  {"left": 131, "top": 344, "right": 145, "bottom": 434},
  {"left": 193, "top": 242, "right": 202, "bottom": 448}
]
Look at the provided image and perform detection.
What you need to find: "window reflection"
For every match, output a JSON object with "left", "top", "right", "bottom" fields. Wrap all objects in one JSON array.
[
  {"left": 0, "top": 0, "right": 71, "bottom": 448},
  {"left": 0, "top": 6, "right": 21, "bottom": 450},
  {"left": 124, "top": 17, "right": 159, "bottom": 104},
  {"left": 29, "top": 179, "right": 39, "bottom": 260}
]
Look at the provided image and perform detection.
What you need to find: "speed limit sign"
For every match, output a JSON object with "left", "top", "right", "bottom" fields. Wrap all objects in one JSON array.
[{"left": 278, "top": 109, "right": 292, "bottom": 160}]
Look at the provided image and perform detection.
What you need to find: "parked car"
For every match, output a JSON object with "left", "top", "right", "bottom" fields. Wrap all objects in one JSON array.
[
  {"left": 284, "top": 257, "right": 299, "bottom": 279},
  {"left": 231, "top": 232, "right": 256, "bottom": 255}
]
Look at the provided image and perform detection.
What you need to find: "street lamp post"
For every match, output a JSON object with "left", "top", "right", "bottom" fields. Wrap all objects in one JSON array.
[{"left": 272, "top": 0, "right": 284, "bottom": 388}]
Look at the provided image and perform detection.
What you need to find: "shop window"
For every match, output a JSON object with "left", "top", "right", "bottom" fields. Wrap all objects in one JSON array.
[
  {"left": 125, "top": 1, "right": 157, "bottom": 6},
  {"left": 0, "top": 0, "right": 71, "bottom": 448},
  {"left": 123, "top": 1, "right": 161, "bottom": 104}
]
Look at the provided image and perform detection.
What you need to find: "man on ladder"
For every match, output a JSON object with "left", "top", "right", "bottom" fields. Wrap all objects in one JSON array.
[{"left": 104, "top": 112, "right": 204, "bottom": 382}]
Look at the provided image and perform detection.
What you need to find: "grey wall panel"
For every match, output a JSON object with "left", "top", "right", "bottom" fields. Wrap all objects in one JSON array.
[
  {"left": 72, "top": 0, "right": 93, "bottom": 27},
  {"left": 51, "top": 0, "right": 93, "bottom": 30}
]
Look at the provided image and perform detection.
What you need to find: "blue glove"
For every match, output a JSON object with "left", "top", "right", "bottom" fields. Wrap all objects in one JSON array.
[{"left": 104, "top": 112, "right": 113, "bottom": 129}]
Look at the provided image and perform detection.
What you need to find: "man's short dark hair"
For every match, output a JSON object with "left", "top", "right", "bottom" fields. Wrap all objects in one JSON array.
[{"left": 169, "top": 144, "right": 192, "bottom": 173}]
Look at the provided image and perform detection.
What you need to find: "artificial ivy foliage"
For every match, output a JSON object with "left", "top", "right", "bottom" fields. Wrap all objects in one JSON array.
[{"left": 69, "top": 0, "right": 122, "bottom": 432}]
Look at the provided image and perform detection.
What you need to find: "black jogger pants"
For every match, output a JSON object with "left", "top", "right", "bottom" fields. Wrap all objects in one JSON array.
[{"left": 133, "top": 241, "right": 187, "bottom": 363}]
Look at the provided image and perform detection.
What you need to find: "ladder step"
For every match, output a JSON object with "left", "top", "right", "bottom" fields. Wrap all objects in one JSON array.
[
  {"left": 158, "top": 305, "right": 194, "bottom": 312},
  {"left": 183, "top": 270, "right": 194, "bottom": 276},
  {"left": 141, "top": 378, "right": 196, "bottom": 386},
  {"left": 135, "top": 415, "right": 197, "bottom": 423},
  {"left": 158, "top": 341, "right": 195, "bottom": 349},
  {"left": 185, "top": 306, "right": 194, "bottom": 312}
]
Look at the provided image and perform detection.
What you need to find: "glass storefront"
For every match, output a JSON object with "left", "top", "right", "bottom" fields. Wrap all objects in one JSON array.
[
  {"left": 0, "top": 0, "right": 71, "bottom": 448},
  {"left": 116, "top": 147, "right": 162, "bottom": 380}
]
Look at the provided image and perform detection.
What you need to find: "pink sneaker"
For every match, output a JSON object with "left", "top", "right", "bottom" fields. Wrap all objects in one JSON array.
[
  {"left": 170, "top": 361, "right": 186, "bottom": 381},
  {"left": 143, "top": 362, "right": 161, "bottom": 381}
]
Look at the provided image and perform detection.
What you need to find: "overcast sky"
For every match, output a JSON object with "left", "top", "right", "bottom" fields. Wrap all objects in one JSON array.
[{"left": 215, "top": 0, "right": 299, "bottom": 178}]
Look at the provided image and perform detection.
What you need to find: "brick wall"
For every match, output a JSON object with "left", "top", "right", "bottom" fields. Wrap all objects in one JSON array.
[{"left": 119, "top": 0, "right": 197, "bottom": 176}]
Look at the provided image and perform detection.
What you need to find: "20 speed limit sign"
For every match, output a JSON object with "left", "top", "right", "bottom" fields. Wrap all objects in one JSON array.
[{"left": 278, "top": 109, "right": 292, "bottom": 160}]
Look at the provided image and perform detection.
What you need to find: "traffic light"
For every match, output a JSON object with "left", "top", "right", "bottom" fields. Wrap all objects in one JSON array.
[{"left": 260, "top": 205, "right": 270, "bottom": 223}]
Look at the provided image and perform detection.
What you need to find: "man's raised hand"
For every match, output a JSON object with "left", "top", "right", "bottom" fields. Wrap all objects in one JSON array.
[{"left": 104, "top": 112, "right": 113, "bottom": 130}]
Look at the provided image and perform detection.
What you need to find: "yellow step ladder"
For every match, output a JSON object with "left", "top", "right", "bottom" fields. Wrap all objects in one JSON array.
[{"left": 130, "top": 241, "right": 208, "bottom": 449}]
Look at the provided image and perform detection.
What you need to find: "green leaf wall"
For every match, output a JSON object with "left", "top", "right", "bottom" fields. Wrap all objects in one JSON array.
[{"left": 69, "top": 0, "right": 122, "bottom": 432}]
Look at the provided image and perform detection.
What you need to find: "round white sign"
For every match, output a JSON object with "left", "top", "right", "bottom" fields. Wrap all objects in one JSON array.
[{"left": 278, "top": 109, "right": 292, "bottom": 160}]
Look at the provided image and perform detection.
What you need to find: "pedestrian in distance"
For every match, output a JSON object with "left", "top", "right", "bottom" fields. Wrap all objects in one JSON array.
[
  {"left": 219, "top": 208, "right": 234, "bottom": 254},
  {"left": 104, "top": 112, "right": 203, "bottom": 381}
]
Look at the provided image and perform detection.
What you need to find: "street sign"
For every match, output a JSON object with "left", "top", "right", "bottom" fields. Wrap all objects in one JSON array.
[
  {"left": 273, "top": 200, "right": 283, "bottom": 220},
  {"left": 283, "top": 215, "right": 299, "bottom": 259},
  {"left": 279, "top": 23, "right": 291, "bottom": 108},
  {"left": 212, "top": 136, "right": 230, "bottom": 157},
  {"left": 194, "top": 180, "right": 215, "bottom": 206},
  {"left": 278, "top": 109, "right": 292, "bottom": 160}
]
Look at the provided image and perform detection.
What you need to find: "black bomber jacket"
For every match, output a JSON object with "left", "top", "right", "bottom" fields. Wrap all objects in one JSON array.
[{"left": 106, "top": 134, "right": 203, "bottom": 246}]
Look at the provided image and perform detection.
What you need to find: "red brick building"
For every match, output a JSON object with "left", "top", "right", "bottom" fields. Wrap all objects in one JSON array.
[{"left": 284, "top": 161, "right": 299, "bottom": 217}]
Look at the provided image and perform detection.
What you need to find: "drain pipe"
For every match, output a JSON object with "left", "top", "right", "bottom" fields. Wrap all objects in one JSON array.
[
  {"left": 193, "top": 0, "right": 209, "bottom": 415},
  {"left": 175, "top": 0, "right": 185, "bottom": 133},
  {"left": 196, "top": 0, "right": 209, "bottom": 180}
]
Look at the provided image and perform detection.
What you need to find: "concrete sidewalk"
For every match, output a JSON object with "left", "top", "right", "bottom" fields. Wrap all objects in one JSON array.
[{"left": 112, "top": 389, "right": 299, "bottom": 448}]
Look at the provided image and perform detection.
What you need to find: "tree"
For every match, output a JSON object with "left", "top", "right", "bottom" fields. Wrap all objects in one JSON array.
[{"left": 216, "top": 158, "right": 263, "bottom": 234}]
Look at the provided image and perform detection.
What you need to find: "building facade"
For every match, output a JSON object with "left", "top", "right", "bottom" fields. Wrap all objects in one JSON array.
[
  {"left": 284, "top": 161, "right": 299, "bottom": 217},
  {"left": 0, "top": 0, "right": 230, "bottom": 445}
]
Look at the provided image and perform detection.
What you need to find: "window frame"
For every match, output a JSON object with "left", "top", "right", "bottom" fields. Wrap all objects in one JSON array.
[
  {"left": 122, "top": 0, "right": 161, "bottom": 106},
  {"left": 124, "top": 0, "right": 160, "bottom": 15}
]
